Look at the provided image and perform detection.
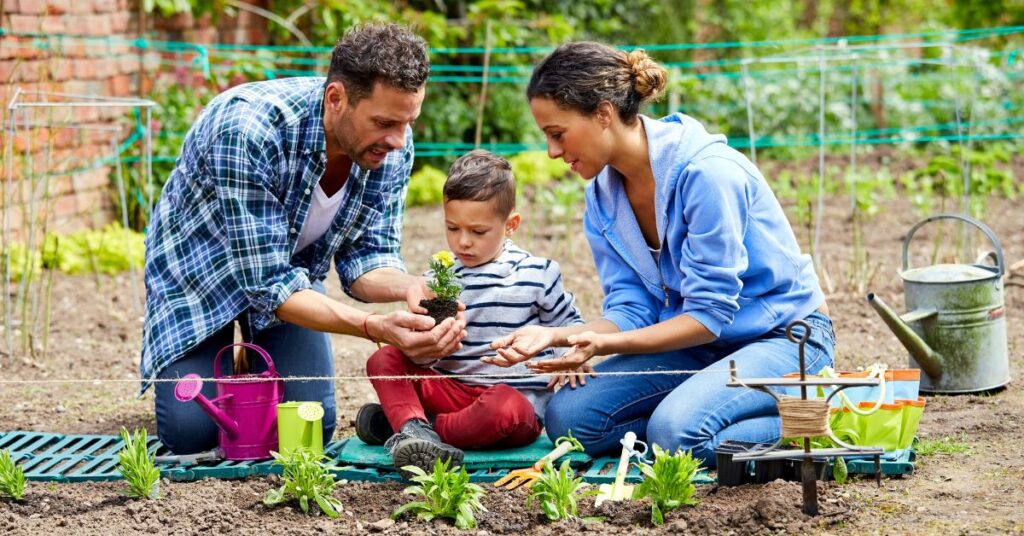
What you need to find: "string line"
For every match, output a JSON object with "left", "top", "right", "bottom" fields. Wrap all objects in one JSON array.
[{"left": 0, "top": 368, "right": 731, "bottom": 386}]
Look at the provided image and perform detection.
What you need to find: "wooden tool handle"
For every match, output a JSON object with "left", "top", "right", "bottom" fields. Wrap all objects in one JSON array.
[{"left": 613, "top": 432, "right": 637, "bottom": 487}]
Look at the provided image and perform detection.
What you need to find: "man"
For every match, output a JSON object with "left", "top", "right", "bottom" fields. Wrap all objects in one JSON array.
[{"left": 143, "top": 24, "right": 466, "bottom": 455}]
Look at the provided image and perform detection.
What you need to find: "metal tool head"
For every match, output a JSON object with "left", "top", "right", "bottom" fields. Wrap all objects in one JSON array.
[
  {"left": 174, "top": 374, "right": 204, "bottom": 402},
  {"left": 493, "top": 468, "right": 543, "bottom": 490}
]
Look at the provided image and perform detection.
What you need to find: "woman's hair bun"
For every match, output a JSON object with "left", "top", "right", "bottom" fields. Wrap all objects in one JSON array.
[{"left": 626, "top": 49, "right": 667, "bottom": 101}]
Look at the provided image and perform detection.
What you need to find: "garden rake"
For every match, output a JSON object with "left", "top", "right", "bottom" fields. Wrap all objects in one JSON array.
[{"left": 493, "top": 434, "right": 583, "bottom": 489}]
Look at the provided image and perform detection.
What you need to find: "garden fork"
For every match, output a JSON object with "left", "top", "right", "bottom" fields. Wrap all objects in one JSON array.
[{"left": 493, "top": 434, "right": 583, "bottom": 490}]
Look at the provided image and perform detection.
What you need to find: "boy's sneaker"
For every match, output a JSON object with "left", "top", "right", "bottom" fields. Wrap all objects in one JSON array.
[
  {"left": 384, "top": 419, "right": 464, "bottom": 480},
  {"left": 354, "top": 403, "right": 393, "bottom": 445}
]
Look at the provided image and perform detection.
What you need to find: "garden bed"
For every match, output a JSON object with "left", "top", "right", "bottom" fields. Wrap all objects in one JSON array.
[{"left": 1, "top": 193, "right": 1022, "bottom": 534}]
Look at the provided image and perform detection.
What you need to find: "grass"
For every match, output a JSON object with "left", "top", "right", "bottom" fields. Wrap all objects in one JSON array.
[{"left": 915, "top": 436, "right": 972, "bottom": 457}]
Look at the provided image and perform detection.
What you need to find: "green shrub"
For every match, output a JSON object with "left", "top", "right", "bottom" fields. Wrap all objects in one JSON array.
[
  {"left": 391, "top": 458, "right": 486, "bottom": 530},
  {"left": 406, "top": 165, "right": 447, "bottom": 206},
  {"left": 632, "top": 445, "right": 701, "bottom": 525},
  {"left": 526, "top": 459, "right": 595, "bottom": 521},
  {"left": 0, "top": 450, "right": 27, "bottom": 501},
  {"left": 117, "top": 427, "right": 160, "bottom": 500},
  {"left": 263, "top": 447, "right": 343, "bottom": 518}
]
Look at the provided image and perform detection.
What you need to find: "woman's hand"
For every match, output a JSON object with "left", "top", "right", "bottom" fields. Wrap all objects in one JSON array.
[
  {"left": 483, "top": 325, "right": 557, "bottom": 367},
  {"left": 546, "top": 364, "right": 597, "bottom": 390},
  {"left": 526, "top": 331, "right": 607, "bottom": 373}
]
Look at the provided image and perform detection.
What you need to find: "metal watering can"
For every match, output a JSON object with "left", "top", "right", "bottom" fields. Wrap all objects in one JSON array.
[
  {"left": 174, "top": 342, "right": 284, "bottom": 460},
  {"left": 867, "top": 214, "right": 1010, "bottom": 394}
]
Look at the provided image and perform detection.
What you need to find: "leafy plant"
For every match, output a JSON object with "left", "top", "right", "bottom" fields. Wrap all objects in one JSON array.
[
  {"left": 263, "top": 447, "right": 343, "bottom": 518},
  {"left": 426, "top": 250, "right": 462, "bottom": 303},
  {"left": 0, "top": 450, "right": 27, "bottom": 501},
  {"left": 117, "top": 427, "right": 160, "bottom": 500},
  {"left": 391, "top": 458, "right": 486, "bottom": 530},
  {"left": 526, "top": 459, "right": 596, "bottom": 521},
  {"left": 406, "top": 164, "right": 447, "bottom": 207},
  {"left": 632, "top": 444, "right": 701, "bottom": 526}
]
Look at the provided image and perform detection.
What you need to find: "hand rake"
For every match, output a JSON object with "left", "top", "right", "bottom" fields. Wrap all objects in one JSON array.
[{"left": 493, "top": 437, "right": 581, "bottom": 490}]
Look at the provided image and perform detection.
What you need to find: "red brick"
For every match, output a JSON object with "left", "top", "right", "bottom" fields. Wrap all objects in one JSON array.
[
  {"left": 8, "top": 14, "right": 43, "bottom": 33},
  {"left": 53, "top": 193, "right": 77, "bottom": 217},
  {"left": 71, "top": 58, "right": 96, "bottom": 79},
  {"left": 3, "top": 0, "right": 20, "bottom": 13},
  {"left": 110, "top": 12, "right": 130, "bottom": 33},
  {"left": 107, "top": 73, "right": 130, "bottom": 96},
  {"left": 94, "top": 0, "right": 118, "bottom": 12},
  {"left": 45, "top": 59, "right": 72, "bottom": 81},
  {"left": 118, "top": 54, "right": 138, "bottom": 75},
  {"left": 40, "top": 15, "right": 65, "bottom": 34},
  {"left": 0, "top": 60, "right": 14, "bottom": 82},
  {"left": 45, "top": 1, "right": 70, "bottom": 15},
  {"left": 17, "top": 0, "right": 48, "bottom": 15},
  {"left": 68, "top": 0, "right": 93, "bottom": 15},
  {"left": 72, "top": 168, "right": 110, "bottom": 192},
  {"left": 75, "top": 188, "right": 107, "bottom": 213}
]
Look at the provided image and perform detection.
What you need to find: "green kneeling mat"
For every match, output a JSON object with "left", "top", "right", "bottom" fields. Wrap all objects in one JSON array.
[{"left": 336, "top": 435, "right": 592, "bottom": 469}]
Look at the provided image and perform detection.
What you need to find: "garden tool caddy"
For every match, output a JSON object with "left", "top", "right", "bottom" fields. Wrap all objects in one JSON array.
[{"left": 868, "top": 213, "right": 1010, "bottom": 394}]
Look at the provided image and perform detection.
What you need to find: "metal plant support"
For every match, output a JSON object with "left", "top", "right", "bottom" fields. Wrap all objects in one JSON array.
[
  {"left": 2, "top": 89, "right": 156, "bottom": 361},
  {"left": 727, "top": 320, "right": 884, "bottom": 515}
]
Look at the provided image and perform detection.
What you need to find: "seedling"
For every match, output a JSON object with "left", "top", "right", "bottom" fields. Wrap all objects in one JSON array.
[
  {"left": 391, "top": 458, "right": 486, "bottom": 530},
  {"left": 117, "top": 427, "right": 160, "bottom": 499},
  {"left": 263, "top": 447, "right": 343, "bottom": 518},
  {"left": 632, "top": 444, "right": 701, "bottom": 526},
  {"left": 420, "top": 250, "right": 463, "bottom": 324},
  {"left": 526, "top": 459, "right": 596, "bottom": 521},
  {"left": 0, "top": 449, "right": 27, "bottom": 501}
]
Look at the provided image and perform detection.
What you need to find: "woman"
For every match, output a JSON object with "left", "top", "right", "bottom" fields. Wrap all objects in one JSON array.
[{"left": 485, "top": 42, "right": 834, "bottom": 465}]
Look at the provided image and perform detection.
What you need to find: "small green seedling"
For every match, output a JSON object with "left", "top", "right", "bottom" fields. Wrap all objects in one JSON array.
[
  {"left": 526, "top": 459, "right": 597, "bottom": 521},
  {"left": 117, "top": 427, "right": 160, "bottom": 499},
  {"left": 391, "top": 458, "right": 486, "bottom": 530},
  {"left": 264, "top": 447, "right": 342, "bottom": 518},
  {"left": 0, "top": 449, "right": 27, "bottom": 500},
  {"left": 632, "top": 444, "right": 701, "bottom": 526}
]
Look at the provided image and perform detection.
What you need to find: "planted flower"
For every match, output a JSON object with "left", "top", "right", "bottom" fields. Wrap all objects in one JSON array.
[
  {"left": 117, "top": 427, "right": 160, "bottom": 500},
  {"left": 263, "top": 447, "right": 343, "bottom": 518},
  {"left": 420, "top": 250, "right": 462, "bottom": 325},
  {"left": 391, "top": 458, "right": 486, "bottom": 530}
]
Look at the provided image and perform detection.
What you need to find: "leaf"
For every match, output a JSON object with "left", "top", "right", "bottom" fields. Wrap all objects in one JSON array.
[
  {"left": 651, "top": 503, "right": 664, "bottom": 526},
  {"left": 833, "top": 456, "right": 848, "bottom": 485}
]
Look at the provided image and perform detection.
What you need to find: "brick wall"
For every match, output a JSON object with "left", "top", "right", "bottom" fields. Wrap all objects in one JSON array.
[{"left": 1, "top": 0, "right": 269, "bottom": 241}]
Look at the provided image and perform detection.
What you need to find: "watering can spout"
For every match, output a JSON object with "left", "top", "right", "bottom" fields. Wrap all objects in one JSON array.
[
  {"left": 866, "top": 293, "right": 944, "bottom": 381},
  {"left": 174, "top": 374, "right": 241, "bottom": 440}
]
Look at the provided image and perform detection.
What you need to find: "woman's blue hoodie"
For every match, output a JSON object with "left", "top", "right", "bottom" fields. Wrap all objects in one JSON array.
[{"left": 584, "top": 113, "right": 825, "bottom": 342}]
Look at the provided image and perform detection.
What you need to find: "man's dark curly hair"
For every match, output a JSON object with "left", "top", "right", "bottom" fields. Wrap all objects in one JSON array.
[{"left": 328, "top": 23, "right": 430, "bottom": 103}]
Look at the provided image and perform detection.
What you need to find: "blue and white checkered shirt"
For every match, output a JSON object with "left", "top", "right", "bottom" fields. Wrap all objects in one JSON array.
[{"left": 141, "top": 77, "right": 412, "bottom": 393}]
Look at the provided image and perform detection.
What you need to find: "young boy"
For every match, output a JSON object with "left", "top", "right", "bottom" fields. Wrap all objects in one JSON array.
[{"left": 357, "top": 150, "right": 585, "bottom": 477}]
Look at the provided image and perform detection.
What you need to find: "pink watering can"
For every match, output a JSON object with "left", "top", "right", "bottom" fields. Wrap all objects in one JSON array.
[{"left": 174, "top": 342, "right": 284, "bottom": 460}]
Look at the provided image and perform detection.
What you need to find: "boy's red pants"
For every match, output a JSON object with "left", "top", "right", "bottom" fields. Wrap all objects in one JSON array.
[{"left": 366, "top": 345, "right": 542, "bottom": 449}]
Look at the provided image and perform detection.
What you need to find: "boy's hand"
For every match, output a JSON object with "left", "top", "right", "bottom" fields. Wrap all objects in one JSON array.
[
  {"left": 484, "top": 326, "right": 556, "bottom": 367},
  {"left": 546, "top": 364, "right": 596, "bottom": 390},
  {"left": 526, "top": 331, "right": 605, "bottom": 373},
  {"left": 404, "top": 277, "right": 432, "bottom": 314}
]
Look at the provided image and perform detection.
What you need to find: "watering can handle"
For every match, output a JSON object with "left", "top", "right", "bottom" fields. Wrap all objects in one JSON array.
[
  {"left": 902, "top": 213, "right": 1004, "bottom": 277},
  {"left": 213, "top": 342, "right": 277, "bottom": 379}
]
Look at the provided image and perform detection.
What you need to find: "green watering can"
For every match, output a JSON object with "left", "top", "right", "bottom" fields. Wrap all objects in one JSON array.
[
  {"left": 277, "top": 402, "right": 325, "bottom": 456},
  {"left": 868, "top": 214, "right": 1010, "bottom": 394}
]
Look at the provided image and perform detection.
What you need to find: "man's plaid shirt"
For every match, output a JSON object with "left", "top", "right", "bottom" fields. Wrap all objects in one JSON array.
[{"left": 141, "top": 77, "right": 412, "bottom": 393}]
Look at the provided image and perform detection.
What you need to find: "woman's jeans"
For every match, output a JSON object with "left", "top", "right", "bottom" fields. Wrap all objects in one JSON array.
[
  {"left": 544, "top": 311, "right": 835, "bottom": 467},
  {"left": 154, "top": 284, "right": 336, "bottom": 455}
]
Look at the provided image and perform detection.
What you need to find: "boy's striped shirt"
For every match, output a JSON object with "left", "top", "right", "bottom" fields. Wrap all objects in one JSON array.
[{"left": 430, "top": 241, "right": 584, "bottom": 417}]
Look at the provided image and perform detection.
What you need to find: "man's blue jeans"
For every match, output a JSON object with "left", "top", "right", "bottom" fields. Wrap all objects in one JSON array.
[
  {"left": 154, "top": 285, "right": 336, "bottom": 455},
  {"left": 544, "top": 311, "right": 835, "bottom": 467}
]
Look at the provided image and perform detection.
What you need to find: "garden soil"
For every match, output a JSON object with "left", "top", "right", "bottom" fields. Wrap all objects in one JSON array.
[{"left": 2, "top": 194, "right": 1023, "bottom": 535}]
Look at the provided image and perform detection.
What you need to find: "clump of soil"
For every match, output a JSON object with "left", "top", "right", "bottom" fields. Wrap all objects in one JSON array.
[{"left": 419, "top": 297, "right": 458, "bottom": 325}]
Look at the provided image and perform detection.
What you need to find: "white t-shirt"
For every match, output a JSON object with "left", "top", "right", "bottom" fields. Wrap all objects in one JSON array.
[{"left": 295, "top": 179, "right": 351, "bottom": 253}]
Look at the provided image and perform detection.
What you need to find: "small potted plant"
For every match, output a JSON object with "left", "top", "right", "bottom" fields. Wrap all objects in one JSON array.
[{"left": 420, "top": 250, "right": 462, "bottom": 325}]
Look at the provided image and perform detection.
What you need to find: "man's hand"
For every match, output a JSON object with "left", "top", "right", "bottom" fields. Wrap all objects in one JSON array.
[
  {"left": 546, "top": 364, "right": 597, "bottom": 390},
  {"left": 483, "top": 325, "right": 557, "bottom": 368},
  {"left": 526, "top": 331, "right": 606, "bottom": 373},
  {"left": 370, "top": 310, "right": 466, "bottom": 364}
]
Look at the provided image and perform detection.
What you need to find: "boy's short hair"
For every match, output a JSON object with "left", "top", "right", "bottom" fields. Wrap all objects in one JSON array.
[{"left": 443, "top": 150, "right": 516, "bottom": 216}]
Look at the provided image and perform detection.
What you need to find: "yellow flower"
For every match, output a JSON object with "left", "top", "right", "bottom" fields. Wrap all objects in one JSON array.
[{"left": 433, "top": 250, "right": 455, "bottom": 269}]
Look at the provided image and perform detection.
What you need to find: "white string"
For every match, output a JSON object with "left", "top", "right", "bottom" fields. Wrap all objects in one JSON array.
[{"left": 0, "top": 368, "right": 731, "bottom": 386}]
